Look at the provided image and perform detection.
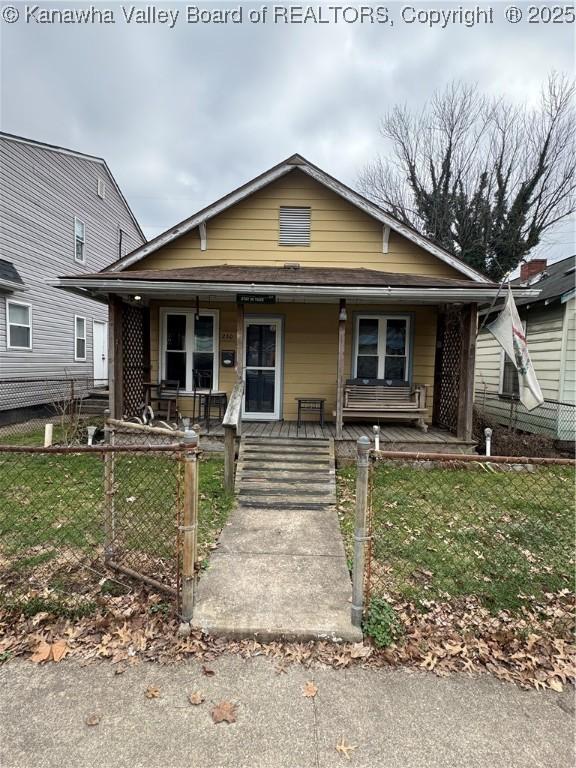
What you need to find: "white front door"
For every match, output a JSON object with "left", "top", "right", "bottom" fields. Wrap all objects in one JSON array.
[
  {"left": 242, "top": 317, "right": 282, "bottom": 420},
  {"left": 93, "top": 320, "right": 108, "bottom": 386}
]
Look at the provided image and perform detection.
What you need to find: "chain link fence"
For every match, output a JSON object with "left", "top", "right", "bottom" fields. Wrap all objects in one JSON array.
[
  {"left": 0, "top": 377, "right": 108, "bottom": 445},
  {"left": 474, "top": 388, "right": 576, "bottom": 444},
  {"left": 363, "top": 453, "right": 575, "bottom": 613},
  {"left": 0, "top": 439, "right": 211, "bottom": 619}
]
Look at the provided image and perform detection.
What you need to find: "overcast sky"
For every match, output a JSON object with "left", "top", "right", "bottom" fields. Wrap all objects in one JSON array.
[{"left": 1, "top": 1, "right": 574, "bottom": 262}]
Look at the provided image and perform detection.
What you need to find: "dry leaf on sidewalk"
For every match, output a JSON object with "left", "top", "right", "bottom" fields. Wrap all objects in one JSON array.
[
  {"left": 303, "top": 681, "right": 318, "bottom": 698},
  {"left": 350, "top": 642, "right": 372, "bottom": 659},
  {"left": 30, "top": 639, "right": 68, "bottom": 664},
  {"left": 201, "top": 665, "right": 215, "bottom": 677},
  {"left": 85, "top": 713, "right": 101, "bottom": 727},
  {"left": 211, "top": 701, "right": 237, "bottom": 724},
  {"left": 188, "top": 691, "right": 205, "bottom": 705},
  {"left": 336, "top": 737, "right": 357, "bottom": 759},
  {"left": 145, "top": 685, "right": 161, "bottom": 699}
]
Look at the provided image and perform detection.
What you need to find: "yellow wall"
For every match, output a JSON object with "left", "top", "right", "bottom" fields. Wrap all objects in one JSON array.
[
  {"left": 149, "top": 301, "right": 437, "bottom": 423},
  {"left": 130, "top": 169, "right": 462, "bottom": 278}
]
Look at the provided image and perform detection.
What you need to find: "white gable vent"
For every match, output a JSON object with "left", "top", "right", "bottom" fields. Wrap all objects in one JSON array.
[
  {"left": 279, "top": 206, "right": 311, "bottom": 246},
  {"left": 97, "top": 178, "right": 106, "bottom": 199}
]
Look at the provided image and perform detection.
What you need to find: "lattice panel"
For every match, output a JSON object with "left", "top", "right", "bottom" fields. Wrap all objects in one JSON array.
[
  {"left": 122, "top": 304, "right": 147, "bottom": 418},
  {"left": 434, "top": 308, "right": 463, "bottom": 433}
]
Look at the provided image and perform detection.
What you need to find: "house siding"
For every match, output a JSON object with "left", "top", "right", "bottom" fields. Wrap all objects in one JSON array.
[
  {"left": 475, "top": 301, "right": 572, "bottom": 438},
  {"left": 129, "top": 169, "right": 463, "bottom": 278},
  {"left": 0, "top": 136, "right": 144, "bottom": 408},
  {"left": 149, "top": 300, "right": 437, "bottom": 423}
]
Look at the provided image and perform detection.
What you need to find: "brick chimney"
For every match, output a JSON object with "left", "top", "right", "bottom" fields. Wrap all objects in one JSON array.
[{"left": 520, "top": 259, "right": 547, "bottom": 282}]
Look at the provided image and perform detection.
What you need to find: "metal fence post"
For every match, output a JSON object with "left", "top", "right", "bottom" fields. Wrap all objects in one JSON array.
[
  {"left": 103, "top": 420, "right": 116, "bottom": 561},
  {"left": 351, "top": 435, "right": 371, "bottom": 627},
  {"left": 180, "top": 429, "right": 199, "bottom": 625}
]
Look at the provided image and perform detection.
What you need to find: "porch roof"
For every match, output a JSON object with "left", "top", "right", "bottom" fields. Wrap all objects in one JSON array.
[{"left": 56, "top": 264, "right": 541, "bottom": 304}]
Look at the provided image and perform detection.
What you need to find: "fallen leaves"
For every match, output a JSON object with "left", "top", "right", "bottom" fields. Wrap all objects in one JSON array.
[
  {"left": 188, "top": 691, "right": 205, "bottom": 705},
  {"left": 211, "top": 700, "right": 237, "bottom": 724},
  {"left": 30, "top": 639, "right": 68, "bottom": 664},
  {"left": 145, "top": 685, "right": 161, "bottom": 699},
  {"left": 201, "top": 665, "right": 215, "bottom": 677},
  {"left": 303, "top": 681, "right": 318, "bottom": 698},
  {"left": 336, "top": 737, "right": 357, "bottom": 759}
]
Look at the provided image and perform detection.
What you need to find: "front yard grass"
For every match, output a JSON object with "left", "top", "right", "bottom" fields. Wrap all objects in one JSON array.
[
  {"left": 0, "top": 452, "right": 233, "bottom": 572},
  {"left": 337, "top": 462, "right": 575, "bottom": 614}
]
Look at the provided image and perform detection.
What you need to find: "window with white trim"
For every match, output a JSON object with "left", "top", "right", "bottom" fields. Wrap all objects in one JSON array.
[
  {"left": 353, "top": 315, "right": 411, "bottom": 382},
  {"left": 279, "top": 206, "right": 311, "bottom": 246},
  {"left": 74, "top": 217, "right": 86, "bottom": 263},
  {"left": 7, "top": 301, "right": 32, "bottom": 350},
  {"left": 74, "top": 316, "right": 86, "bottom": 361},
  {"left": 161, "top": 309, "right": 219, "bottom": 392}
]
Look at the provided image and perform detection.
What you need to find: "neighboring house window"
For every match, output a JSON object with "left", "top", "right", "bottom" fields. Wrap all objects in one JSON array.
[
  {"left": 353, "top": 315, "right": 411, "bottom": 382},
  {"left": 75, "top": 316, "right": 87, "bottom": 361},
  {"left": 161, "top": 309, "right": 218, "bottom": 391},
  {"left": 74, "top": 218, "right": 86, "bottom": 263},
  {"left": 7, "top": 300, "right": 32, "bottom": 350},
  {"left": 279, "top": 206, "right": 311, "bottom": 246},
  {"left": 499, "top": 321, "right": 526, "bottom": 398},
  {"left": 97, "top": 178, "right": 106, "bottom": 199}
]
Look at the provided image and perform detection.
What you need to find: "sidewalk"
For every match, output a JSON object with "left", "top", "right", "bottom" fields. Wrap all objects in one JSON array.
[
  {"left": 1, "top": 655, "right": 573, "bottom": 768},
  {"left": 192, "top": 437, "right": 361, "bottom": 642}
]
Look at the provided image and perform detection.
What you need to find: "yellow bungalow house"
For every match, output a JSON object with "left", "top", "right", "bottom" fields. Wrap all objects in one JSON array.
[{"left": 58, "top": 155, "right": 540, "bottom": 455}]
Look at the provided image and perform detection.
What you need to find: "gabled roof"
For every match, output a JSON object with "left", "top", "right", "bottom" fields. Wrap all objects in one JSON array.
[
  {"left": 106, "top": 153, "right": 491, "bottom": 284},
  {"left": 0, "top": 131, "right": 145, "bottom": 242},
  {"left": 512, "top": 255, "right": 576, "bottom": 307}
]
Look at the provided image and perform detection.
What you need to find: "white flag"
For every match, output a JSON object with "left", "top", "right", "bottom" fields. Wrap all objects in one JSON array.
[{"left": 486, "top": 286, "right": 544, "bottom": 411}]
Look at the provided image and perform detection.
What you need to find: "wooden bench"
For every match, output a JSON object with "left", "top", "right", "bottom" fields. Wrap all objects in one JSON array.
[{"left": 342, "top": 380, "right": 429, "bottom": 432}]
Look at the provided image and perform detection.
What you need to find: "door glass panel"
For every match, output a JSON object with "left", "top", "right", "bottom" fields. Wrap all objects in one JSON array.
[
  {"left": 245, "top": 370, "right": 275, "bottom": 413},
  {"left": 166, "top": 314, "right": 186, "bottom": 351},
  {"left": 246, "top": 324, "right": 276, "bottom": 367},
  {"left": 358, "top": 319, "right": 378, "bottom": 355}
]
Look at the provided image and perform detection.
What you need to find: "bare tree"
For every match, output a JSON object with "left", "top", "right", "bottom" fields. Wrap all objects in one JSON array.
[{"left": 359, "top": 74, "right": 576, "bottom": 280}]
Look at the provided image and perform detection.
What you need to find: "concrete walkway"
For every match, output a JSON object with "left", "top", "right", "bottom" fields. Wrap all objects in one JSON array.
[
  {"left": 192, "top": 437, "right": 361, "bottom": 642},
  {"left": 1, "top": 656, "right": 573, "bottom": 768}
]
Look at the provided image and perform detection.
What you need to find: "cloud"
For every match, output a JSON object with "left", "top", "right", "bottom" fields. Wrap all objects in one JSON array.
[{"left": 1, "top": 3, "right": 573, "bottom": 260}]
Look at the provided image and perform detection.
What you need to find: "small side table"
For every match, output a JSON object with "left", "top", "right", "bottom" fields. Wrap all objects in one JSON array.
[{"left": 296, "top": 397, "right": 325, "bottom": 428}]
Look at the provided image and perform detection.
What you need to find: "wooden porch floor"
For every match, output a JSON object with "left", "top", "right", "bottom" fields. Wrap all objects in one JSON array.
[{"left": 198, "top": 420, "right": 470, "bottom": 446}]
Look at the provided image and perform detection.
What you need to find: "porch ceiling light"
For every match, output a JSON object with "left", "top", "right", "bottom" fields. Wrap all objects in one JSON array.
[{"left": 133, "top": 295, "right": 142, "bottom": 301}]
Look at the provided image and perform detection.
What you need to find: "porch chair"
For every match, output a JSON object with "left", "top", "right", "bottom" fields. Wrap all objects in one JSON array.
[
  {"left": 151, "top": 379, "right": 181, "bottom": 423},
  {"left": 192, "top": 370, "right": 228, "bottom": 433}
]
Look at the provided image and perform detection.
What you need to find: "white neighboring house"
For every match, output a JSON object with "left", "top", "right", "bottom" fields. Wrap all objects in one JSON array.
[
  {"left": 0, "top": 132, "right": 145, "bottom": 418},
  {"left": 475, "top": 255, "right": 576, "bottom": 442}
]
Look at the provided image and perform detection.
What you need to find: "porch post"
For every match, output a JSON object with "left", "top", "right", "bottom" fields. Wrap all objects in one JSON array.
[
  {"left": 108, "top": 296, "right": 124, "bottom": 419},
  {"left": 456, "top": 303, "right": 477, "bottom": 442},
  {"left": 335, "top": 299, "right": 347, "bottom": 440}
]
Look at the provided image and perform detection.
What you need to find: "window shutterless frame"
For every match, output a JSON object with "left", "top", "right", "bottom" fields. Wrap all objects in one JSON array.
[
  {"left": 159, "top": 308, "right": 219, "bottom": 393},
  {"left": 498, "top": 320, "right": 526, "bottom": 397},
  {"left": 6, "top": 299, "right": 32, "bottom": 351},
  {"left": 352, "top": 313, "right": 413, "bottom": 383},
  {"left": 74, "top": 315, "right": 87, "bottom": 361},
  {"left": 74, "top": 217, "right": 86, "bottom": 263}
]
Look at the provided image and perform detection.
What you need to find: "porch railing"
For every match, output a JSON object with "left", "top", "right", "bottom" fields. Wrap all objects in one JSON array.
[{"left": 223, "top": 379, "right": 244, "bottom": 492}]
